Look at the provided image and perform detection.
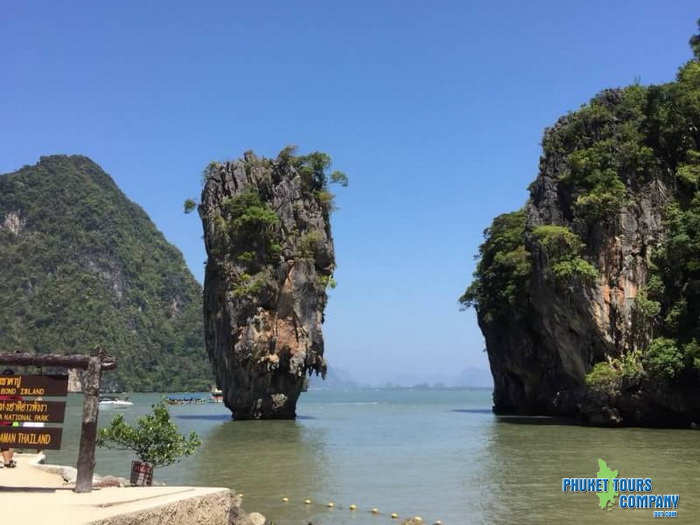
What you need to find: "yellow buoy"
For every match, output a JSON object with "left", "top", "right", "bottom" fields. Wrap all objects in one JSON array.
[
  {"left": 237, "top": 493, "right": 244, "bottom": 498},
  {"left": 327, "top": 502, "right": 335, "bottom": 508},
  {"left": 434, "top": 521, "right": 441, "bottom": 524},
  {"left": 281, "top": 497, "right": 289, "bottom": 503},
  {"left": 304, "top": 499, "right": 312, "bottom": 505},
  {"left": 371, "top": 507, "right": 379, "bottom": 514},
  {"left": 349, "top": 504, "right": 357, "bottom": 511},
  {"left": 391, "top": 512, "right": 399, "bottom": 519}
]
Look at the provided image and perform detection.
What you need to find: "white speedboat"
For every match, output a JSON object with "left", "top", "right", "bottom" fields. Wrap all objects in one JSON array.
[
  {"left": 99, "top": 396, "right": 133, "bottom": 408},
  {"left": 210, "top": 386, "right": 223, "bottom": 403}
]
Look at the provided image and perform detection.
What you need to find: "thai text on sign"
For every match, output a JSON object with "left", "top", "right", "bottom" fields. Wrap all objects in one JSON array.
[
  {"left": 0, "top": 399, "right": 67, "bottom": 423},
  {"left": 0, "top": 374, "right": 68, "bottom": 396}
]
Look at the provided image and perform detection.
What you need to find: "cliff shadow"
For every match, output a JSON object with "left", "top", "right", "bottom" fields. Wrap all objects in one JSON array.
[
  {"left": 451, "top": 408, "right": 494, "bottom": 415},
  {"left": 495, "top": 414, "right": 580, "bottom": 426},
  {"left": 176, "top": 413, "right": 316, "bottom": 421},
  {"left": 176, "top": 414, "right": 231, "bottom": 422}
]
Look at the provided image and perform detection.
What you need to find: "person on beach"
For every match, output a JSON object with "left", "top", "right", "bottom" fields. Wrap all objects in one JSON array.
[{"left": 0, "top": 368, "right": 21, "bottom": 468}]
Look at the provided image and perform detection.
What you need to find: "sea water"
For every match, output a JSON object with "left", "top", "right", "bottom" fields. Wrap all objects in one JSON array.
[{"left": 46, "top": 389, "right": 699, "bottom": 524}]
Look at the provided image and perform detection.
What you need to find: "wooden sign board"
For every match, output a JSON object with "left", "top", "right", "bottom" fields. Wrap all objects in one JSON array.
[
  {"left": 0, "top": 399, "right": 67, "bottom": 424},
  {"left": 0, "top": 374, "right": 68, "bottom": 397},
  {"left": 0, "top": 426, "right": 63, "bottom": 450}
]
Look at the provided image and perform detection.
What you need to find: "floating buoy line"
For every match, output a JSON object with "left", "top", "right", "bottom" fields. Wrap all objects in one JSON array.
[{"left": 264, "top": 494, "right": 445, "bottom": 524}]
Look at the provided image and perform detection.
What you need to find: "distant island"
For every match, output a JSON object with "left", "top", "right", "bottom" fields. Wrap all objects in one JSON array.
[
  {"left": 308, "top": 366, "right": 493, "bottom": 390},
  {"left": 461, "top": 22, "right": 700, "bottom": 427},
  {"left": 0, "top": 155, "right": 212, "bottom": 392}
]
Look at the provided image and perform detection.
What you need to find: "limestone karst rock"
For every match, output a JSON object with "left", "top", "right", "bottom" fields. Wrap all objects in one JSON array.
[
  {"left": 199, "top": 148, "right": 343, "bottom": 419},
  {"left": 463, "top": 65, "right": 700, "bottom": 427}
]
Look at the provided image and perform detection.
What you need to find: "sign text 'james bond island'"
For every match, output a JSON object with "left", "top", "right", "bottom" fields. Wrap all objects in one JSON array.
[{"left": 0, "top": 373, "right": 68, "bottom": 450}]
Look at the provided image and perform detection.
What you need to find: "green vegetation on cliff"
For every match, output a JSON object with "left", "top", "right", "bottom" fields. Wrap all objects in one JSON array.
[
  {"left": 196, "top": 147, "right": 347, "bottom": 299},
  {"left": 460, "top": 210, "right": 531, "bottom": 322},
  {"left": 532, "top": 225, "right": 597, "bottom": 282},
  {"left": 0, "top": 155, "right": 211, "bottom": 391}
]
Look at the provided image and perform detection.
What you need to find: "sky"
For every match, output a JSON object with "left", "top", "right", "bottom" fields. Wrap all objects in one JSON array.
[{"left": 1, "top": 2, "right": 698, "bottom": 386}]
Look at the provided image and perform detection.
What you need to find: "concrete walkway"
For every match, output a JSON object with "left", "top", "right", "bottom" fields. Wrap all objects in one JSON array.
[{"left": 0, "top": 453, "right": 235, "bottom": 524}]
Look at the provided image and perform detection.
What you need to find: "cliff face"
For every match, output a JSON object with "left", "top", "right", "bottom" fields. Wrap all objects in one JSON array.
[
  {"left": 199, "top": 149, "right": 342, "bottom": 419},
  {"left": 464, "top": 56, "right": 700, "bottom": 427},
  {"left": 483, "top": 129, "right": 672, "bottom": 422}
]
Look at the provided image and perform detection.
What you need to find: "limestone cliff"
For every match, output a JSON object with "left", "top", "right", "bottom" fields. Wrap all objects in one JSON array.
[
  {"left": 463, "top": 50, "right": 700, "bottom": 427},
  {"left": 199, "top": 148, "right": 344, "bottom": 419}
]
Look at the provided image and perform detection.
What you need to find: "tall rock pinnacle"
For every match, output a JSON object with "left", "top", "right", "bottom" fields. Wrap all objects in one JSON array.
[{"left": 198, "top": 148, "right": 345, "bottom": 419}]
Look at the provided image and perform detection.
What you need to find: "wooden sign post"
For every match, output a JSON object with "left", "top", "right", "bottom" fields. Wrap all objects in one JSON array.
[
  {"left": 0, "top": 349, "right": 116, "bottom": 493},
  {"left": 75, "top": 355, "right": 102, "bottom": 493}
]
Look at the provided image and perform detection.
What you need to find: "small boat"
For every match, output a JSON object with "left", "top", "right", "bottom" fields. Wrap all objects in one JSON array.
[
  {"left": 99, "top": 396, "right": 134, "bottom": 408},
  {"left": 210, "top": 386, "right": 223, "bottom": 403},
  {"left": 166, "top": 396, "right": 207, "bottom": 405}
]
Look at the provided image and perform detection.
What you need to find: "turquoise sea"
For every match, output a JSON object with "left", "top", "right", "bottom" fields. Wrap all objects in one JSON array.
[{"left": 46, "top": 389, "right": 698, "bottom": 524}]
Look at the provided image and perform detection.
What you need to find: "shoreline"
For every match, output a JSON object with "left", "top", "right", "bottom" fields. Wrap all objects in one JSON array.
[{"left": 0, "top": 453, "right": 266, "bottom": 524}]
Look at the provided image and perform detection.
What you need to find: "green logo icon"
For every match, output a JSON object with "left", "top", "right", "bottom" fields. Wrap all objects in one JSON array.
[{"left": 596, "top": 458, "right": 619, "bottom": 510}]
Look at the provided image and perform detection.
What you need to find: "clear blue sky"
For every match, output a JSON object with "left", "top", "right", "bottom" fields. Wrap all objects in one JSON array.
[{"left": 1, "top": 2, "right": 698, "bottom": 385}]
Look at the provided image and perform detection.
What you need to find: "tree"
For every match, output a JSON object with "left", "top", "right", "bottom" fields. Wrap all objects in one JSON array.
[
  {"left": 97, "top": 399, "right": 201, "bottom": 473},
  {"left": 690, "top": 18, "right": 700, "bottom": 60},
  {"left": 183, "top": 199, "right": 197, "bottom": 214},
  {"left": 460, "top": 210, "right": 532, "bottom": 321}
]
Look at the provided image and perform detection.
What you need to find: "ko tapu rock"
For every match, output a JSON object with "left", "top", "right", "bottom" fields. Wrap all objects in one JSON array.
[
  {"left": 462, "top": 30, "right": 700, "bottom": 428},
  {"left": 197, "top": 147, "right": 346, "bottom": 419}
]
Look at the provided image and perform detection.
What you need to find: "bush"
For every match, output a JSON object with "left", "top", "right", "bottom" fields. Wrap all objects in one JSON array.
[
  {"left": 683, "top": 340, "right": 700, "bottom": 372},
  {"left": 643, "top": 338, "right": 685, "bottom": 380},
  {"left": 219, "top": 192, "right": 280, "bottom": 263},
  {"left": 533, "top": 225, "right": 598, "bottom": 282},
  {"left": 585, "top": 362, "right": 621, "bottom": 394},
  {"left": 633, "top": 290, "right": 661, "bottom": 319},
  {"left": 316, "top": 274, "right": 337, "bottom": 289},
  {"left": 275, "top": 147, "right": 347, "bottom": 211},
  {"left": 314, "top": 189, "right": 336, "bottom": 212},
  {"left": 585, "top": 350, "right": 644, "bottom": 395},
  {"left": 298, "top": 230, "right": 322, "bottom": 259},
  {"left": 533, "top": 225, "right": 583, "bottom": 258},
  {"left": 223, "top": 192, "right": 278, "bottom": 236},
  {"left": 231, "top": 271, "right": 269, "bottom": 298},
  {"left": 460, "top": 210, "right": 532, "bottom": 322},
  {"left": 183, "top": 199, "right": 197, "bottom": 214},
  {"left": 552, "top": 258, "right": 598, "bottom": 280},
  {"left": 201, "top": 161, "right": 221, "bottom": 185},
  {"left": 619, "top": 349, "right": 644, "bottom": 382},
  {"left": 97, "top": 399, "right": 201, "bottom": 469}
]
